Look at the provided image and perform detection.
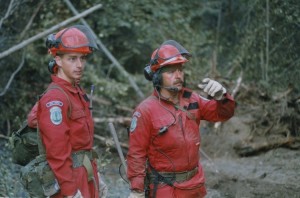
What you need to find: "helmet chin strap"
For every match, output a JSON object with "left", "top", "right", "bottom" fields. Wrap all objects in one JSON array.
[
  {"left": 156, "top": 86, "right": 180, "bottom": 104},
  {"left": 157, "top": 85, "right": 179, "bottom": 92}
]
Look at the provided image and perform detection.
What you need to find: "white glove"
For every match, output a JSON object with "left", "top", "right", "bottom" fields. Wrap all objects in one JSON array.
[
  {"left": 198, "top": 78, "right": 226, "bottom": 100},
  {"left": 98, "top": 172, "right": 108, "bottom": 198},
  {"left": 128, "top": 190, "right": 145, "bottom": 198},
  {"left": 72, "top": 190, "right": 83, "bottom": 198}
]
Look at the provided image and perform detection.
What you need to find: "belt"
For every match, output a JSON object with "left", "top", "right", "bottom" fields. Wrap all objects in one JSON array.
[
  {"left": 72, "top": 150, "right": 98, "bottom": 181},
  {"left": 148, "top": 167, "right": 198, "bottom": 183}
]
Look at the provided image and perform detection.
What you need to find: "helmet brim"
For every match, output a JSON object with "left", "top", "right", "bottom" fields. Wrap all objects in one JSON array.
[
  {"left": 152, "top": 56, "right": 188, "bottom": 72},
  {"left": 160, "top": 56, "right": 188, "bottom": 66}
]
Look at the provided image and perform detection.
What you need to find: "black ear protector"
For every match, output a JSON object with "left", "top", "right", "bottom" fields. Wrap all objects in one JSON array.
[
  {"left": 48, "top": 59, "right": 56, "bottom": 74},
  {"left": 149, "top": 57, "right": 158, "bottom": 66},
  {"left": 143, "top": 54, "right": 159, "bottom": 81},
  {"left": 143, "top": 64, "right": 154, "bottom": 81},
  {"left": 152, "top": 71, "right": 162, "bottom": 89},
  {"left": 143, "top": 63, "right": 163, "bottom": 91},
  {"left": 45, "top": 34, "right": 59, "bottom": 49}
]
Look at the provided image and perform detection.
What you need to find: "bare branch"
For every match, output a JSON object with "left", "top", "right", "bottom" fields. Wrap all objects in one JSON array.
[
  {"left": 94, "top": 134, "right": 128, "bottom": 149},
  {"left": 232, "top": 72, "right": 243, "bottom": 98},
  {"left": 0, "top": 3, "right": 102, "bottom": 60},
  {"left": 265, "top": 0, "right": 270, "bottom": 81},
  {"left": 0, "top": 0, "right": 15, "bottom": 29},
  {"left": 213, "top": 74, "right": 242, "bottom": 130},
  {"left": 63, "top": 0, "right": 145, "bottom": 99},
  {"left": 0, "top": 52, "right": 25, "bottom": 97},
  {"left": 269, "top": 32, "right": 295, "bottom": 55},
  {"left": 19, "top": 0, "right": 45, "bottom": 39},
  {"left": 0, "top": 134, "right": 9, "bottom": 140}
]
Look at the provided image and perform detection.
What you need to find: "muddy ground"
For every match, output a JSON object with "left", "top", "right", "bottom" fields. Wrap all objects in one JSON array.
[
  {"left": 102, "top": 114, "right": 300, "bottom": 198},
  {"left": 1, "top": 100, "right": 300, "bottom": 197}
]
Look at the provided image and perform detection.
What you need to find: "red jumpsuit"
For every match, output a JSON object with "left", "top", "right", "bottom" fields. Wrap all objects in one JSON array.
[
  {"left": 127, "top": 88, "right": 235, "bottom": 198},
  {"left": 28, "top": 75, "right": 99, "bottom": 197}
]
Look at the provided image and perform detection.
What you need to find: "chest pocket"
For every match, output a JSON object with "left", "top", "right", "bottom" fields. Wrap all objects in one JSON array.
[
  {"left": 69, "top": 97, "right": 88, "bottom": 120},
  {"left": 69, "top": 106, "right": 91, "bottom": 148},
  {"left": 70, "top": 109, "right": 86, "bottom": 120},
  {"left": 151, "top": 112, "right": 182, "bottom": 152},
  {"left": 152, "top": 113, "right": 175, "bottom": 131},
  {"left": 185, "top": 102, "right": 200, "bottom": 121}
]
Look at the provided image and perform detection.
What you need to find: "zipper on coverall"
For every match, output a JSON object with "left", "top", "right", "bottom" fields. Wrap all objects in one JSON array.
[{"left": 178, "top": 114, "right": 190, "bottom": 167}]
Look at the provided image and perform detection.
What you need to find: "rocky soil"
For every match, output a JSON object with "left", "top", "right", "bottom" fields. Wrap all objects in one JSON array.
[{"left": 1, "top": 96, "right": 299, "bottom": 197}]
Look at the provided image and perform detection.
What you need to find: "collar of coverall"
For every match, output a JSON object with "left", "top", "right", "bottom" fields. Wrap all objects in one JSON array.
[
  {"left": 152, "top": 87, "right": 192, "bottom": 108},
  {"left": 51, "top": 75, "right": 82, "bottom": 94}
]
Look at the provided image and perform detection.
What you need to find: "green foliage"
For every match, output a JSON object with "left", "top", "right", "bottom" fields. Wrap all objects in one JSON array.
[
  {"left": 0, "top": 1, "right": 299, "bottom": 196},
  {"left": 0, "top": 0, "right": 299, "bottom": 135}
]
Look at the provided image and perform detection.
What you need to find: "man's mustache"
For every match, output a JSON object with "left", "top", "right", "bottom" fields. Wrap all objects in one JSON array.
[{"left": 174, "top": 80, "right": 183, "bottom": 84}]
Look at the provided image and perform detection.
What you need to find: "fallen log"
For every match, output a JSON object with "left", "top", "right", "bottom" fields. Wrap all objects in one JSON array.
[{"left": 233, "top": 136, "right": 300, "bottom": 156}]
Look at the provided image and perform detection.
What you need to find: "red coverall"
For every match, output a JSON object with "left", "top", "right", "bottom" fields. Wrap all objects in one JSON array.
[
  {"left": 127, "top": 88, "right": 235, "bottom": 198},
  {"left": 27, "top": 75, "right": 99, "bottom": 197}
]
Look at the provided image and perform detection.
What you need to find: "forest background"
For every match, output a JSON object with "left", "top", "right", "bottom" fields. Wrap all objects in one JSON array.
[{"left": 0, "top": 0, "right": 299, "bottom": 197}]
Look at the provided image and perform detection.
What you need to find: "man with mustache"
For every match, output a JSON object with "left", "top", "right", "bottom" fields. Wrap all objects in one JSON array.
[
  {"left": 127, "top": 40, "right": 235, "bottom": 198},
  {"left": 27, "top": 25, "right": 107, "bottom": 198}
]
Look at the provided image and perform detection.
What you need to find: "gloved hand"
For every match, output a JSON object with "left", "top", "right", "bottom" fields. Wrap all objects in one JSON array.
[
  {"left": 198, "top": 78, "right": 226, "bottom": 100},
  {"left": 66, "top": 189, "right": 82, "bottom": 198},
  {"left": 98, "top": 172, "right": 108, "bottom": 198},
  {"left": 128, "top": 190, "right": 145, "bottom": 198}
]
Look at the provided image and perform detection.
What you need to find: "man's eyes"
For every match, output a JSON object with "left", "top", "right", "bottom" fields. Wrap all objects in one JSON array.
[
  {"left": 167, "top": 69, "right": 183, "bottom": 73},
  {"left": 69, "top": 56, "right": 87, "bottom": 61}
]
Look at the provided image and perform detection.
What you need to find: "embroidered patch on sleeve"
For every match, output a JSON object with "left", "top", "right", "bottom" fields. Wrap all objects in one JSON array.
[
  {"left": 129, "top": 116, "right": 138, "bottom": 132},
  {"left": 46, "top": 100, "right": 63, "bottom": 108},
  {"left": 50, "top": 106, "right": 62, "bottom": 125}
]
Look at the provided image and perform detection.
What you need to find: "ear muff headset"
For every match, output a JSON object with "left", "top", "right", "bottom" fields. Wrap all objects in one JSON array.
[
  {"left": 46, "top": 34, "right": 59, "bottom": 49},
  {"left": 144, "top": 64, "right": 163, "bottom": 88},
  {"left": 143, "top": 64, "right": 154, "bottom": 81},
  {"left": 144, "top": 64, "right": 163, "bottom": 90},
  {"left": 152, "top": 71, "right": 162, "bottom": 89},
  {"left": 48, "top": 59, "right": 57, "bottom": 74}
]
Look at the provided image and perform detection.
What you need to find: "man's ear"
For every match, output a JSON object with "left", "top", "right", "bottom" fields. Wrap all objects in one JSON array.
[{"left": 55, "top": 55, "right": 62, "bottom": 67}]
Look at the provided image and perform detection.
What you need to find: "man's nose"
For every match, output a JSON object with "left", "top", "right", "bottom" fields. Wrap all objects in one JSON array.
[{"left": 77, "top": 58, "right": 84, "bottom": 67}]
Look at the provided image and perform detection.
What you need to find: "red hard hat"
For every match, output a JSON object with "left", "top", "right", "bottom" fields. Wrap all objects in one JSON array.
[
  {"left": 47, "top": 25, "right": 98, "bottom": 56},
  {"left": 149, "top": 40, "right": 191, "bottom": 72}
]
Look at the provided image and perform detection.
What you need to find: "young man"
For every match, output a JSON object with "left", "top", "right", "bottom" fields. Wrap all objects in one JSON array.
[
  {"left": 27, "top": 25, "right": 106, "bottom": 198},
  {"left": 127, "top": 40, "right": 235, "bottom": 198}
]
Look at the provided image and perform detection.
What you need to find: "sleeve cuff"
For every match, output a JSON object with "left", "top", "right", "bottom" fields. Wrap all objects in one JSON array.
[
  {"left": 130, "top": 176, "right": 145, "bottom": 191},
  {"left": 60, "top": 182, "right": 77, "bottom": 196}
]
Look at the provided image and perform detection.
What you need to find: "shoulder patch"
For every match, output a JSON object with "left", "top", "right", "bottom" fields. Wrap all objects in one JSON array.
[
  {"left": 50, "top": 106, "right": 63, "bottom": 125},
  {"left": 46, "top": 100, "right": 63, "bottom": 108},
  {"left": 129, "top": 116, "right": 138, "bottom": 132}
]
